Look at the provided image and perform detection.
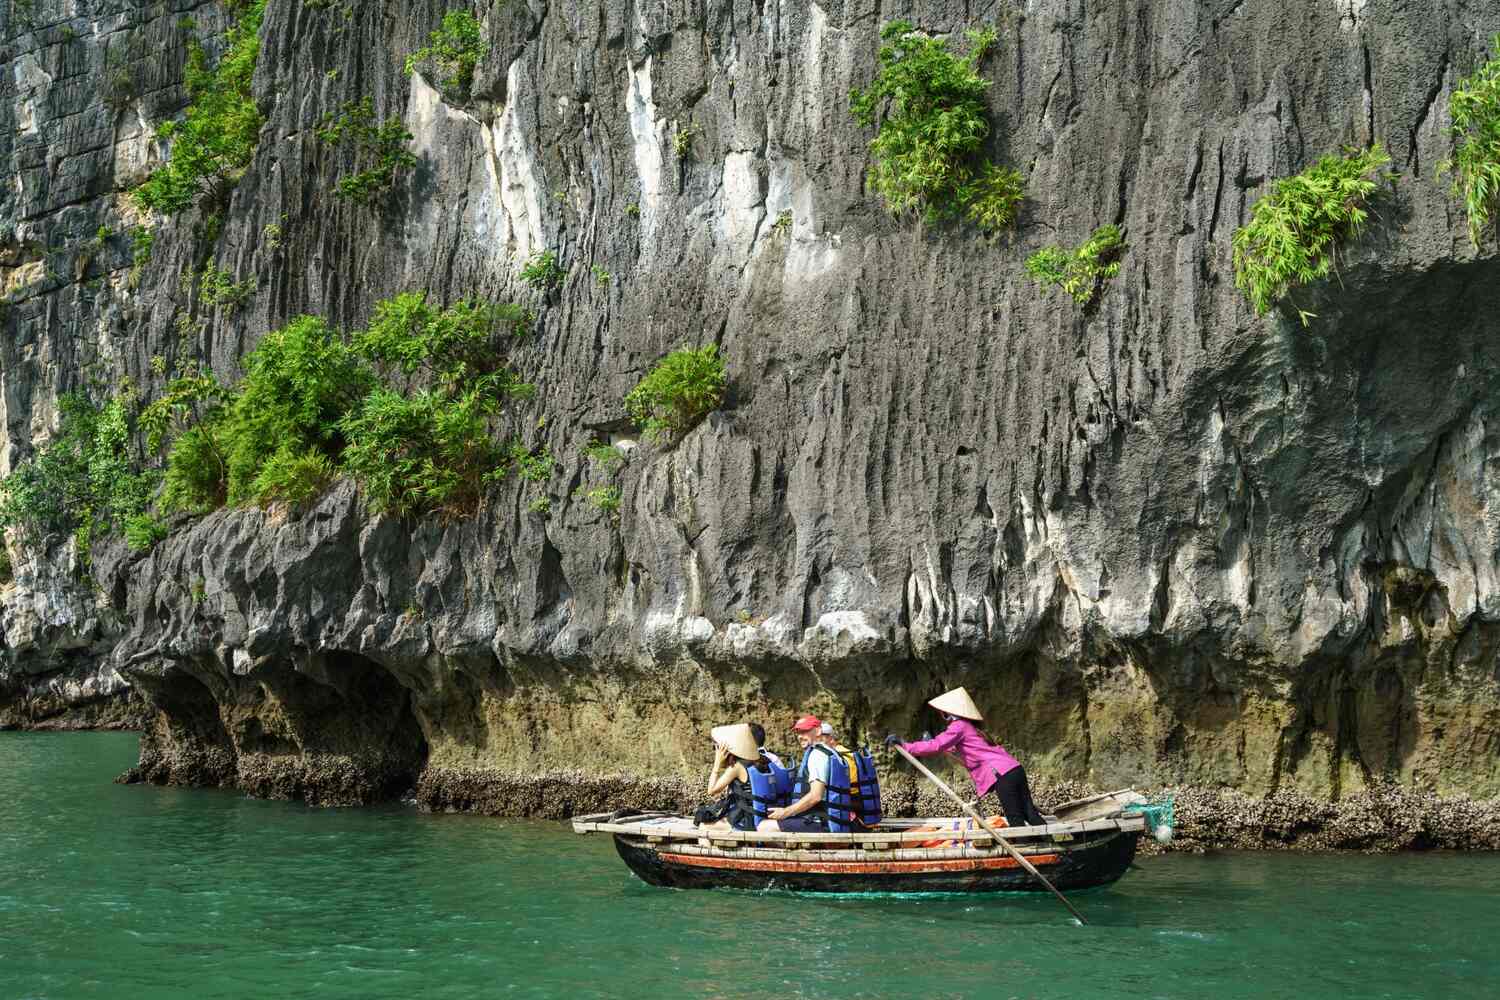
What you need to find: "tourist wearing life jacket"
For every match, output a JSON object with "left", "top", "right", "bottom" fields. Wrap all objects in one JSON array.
[
  {"left": 889, "top": 687, "right": 1046, "bottom": 827},
  {"left": 695, "top": 723, "right": 767, "bottom": 832},
  {"left": 756, "top": 714, "right": 838, "bottom": 832},
  {"left": 817, "top": 723, "right": 883, "bottom": 828}
]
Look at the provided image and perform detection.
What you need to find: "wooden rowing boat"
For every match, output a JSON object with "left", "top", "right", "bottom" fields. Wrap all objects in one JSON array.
[{"left": 572, "top": 789, "right": 1152, "bottom": 893}]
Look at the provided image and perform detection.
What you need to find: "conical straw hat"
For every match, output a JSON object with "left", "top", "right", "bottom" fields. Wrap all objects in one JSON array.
[
  {"left": 928, "top": 687, "right": 983, "bottom": 721},
  {"left": 711, "top": 723, "right": 760, "bottom": 761}
]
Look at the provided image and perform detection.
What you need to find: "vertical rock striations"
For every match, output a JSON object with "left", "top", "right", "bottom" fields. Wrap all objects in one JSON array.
[{"left": 4, "top": 2, "right": 1500, "bottom": 844}]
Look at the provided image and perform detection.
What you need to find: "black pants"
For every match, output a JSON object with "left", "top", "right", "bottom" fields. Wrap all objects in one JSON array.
[{"left": 990, "top": 765, "right": 1045, "bottom": 827}]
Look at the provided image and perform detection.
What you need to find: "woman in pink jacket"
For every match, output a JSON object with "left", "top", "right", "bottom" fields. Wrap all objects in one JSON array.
[{"left": 888, "top": 686, "right": 1046, "bottom": 827}]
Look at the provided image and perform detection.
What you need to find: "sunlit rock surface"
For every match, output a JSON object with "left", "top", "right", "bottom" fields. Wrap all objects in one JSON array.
[{"left": 4, "top": 2, "right": 1500, "bottom": 842}]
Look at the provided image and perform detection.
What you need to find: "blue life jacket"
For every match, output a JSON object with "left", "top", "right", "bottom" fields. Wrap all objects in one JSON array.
[
  {"left": 747, "top": 757, "right": 792, "bottom": 821},
  {"left": 851, "top": 747, "right": 883, "bottom": 827},
  {"left": 793, "top": 744, "right": 853, "bottom": 833}
]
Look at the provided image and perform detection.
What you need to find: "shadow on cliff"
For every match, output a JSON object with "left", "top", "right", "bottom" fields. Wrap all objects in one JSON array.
[{"left": 123, "top": 650, "right": 429, "bottom": 806}]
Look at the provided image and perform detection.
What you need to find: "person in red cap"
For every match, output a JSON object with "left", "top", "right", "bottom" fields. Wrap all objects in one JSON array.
[{"left": 756, "top": 715, "right": 835, "bottom": 832}]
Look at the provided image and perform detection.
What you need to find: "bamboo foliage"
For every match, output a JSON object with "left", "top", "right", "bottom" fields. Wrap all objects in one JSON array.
[
  {"left": 1231, "top": 145, "right": 1392, "bottom": 325},
  {"left": 1438, "top": 36, "right": 1500, "bottom": 247}
]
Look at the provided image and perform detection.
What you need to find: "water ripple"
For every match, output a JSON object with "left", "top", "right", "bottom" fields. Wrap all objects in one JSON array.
[{"left": 4, "top": 733, "right": 1499, "bottom": 1000}]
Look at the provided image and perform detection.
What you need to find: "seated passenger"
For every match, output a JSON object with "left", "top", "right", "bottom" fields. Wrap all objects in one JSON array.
[
  {"left": 749, "top": 722, "right": 785, "bottom": 769},
  {"left": 694, "top": 723, "right": 765, "bottom": 832},
  {"left": 758, "top": 715, "right": 839, "bottom": 833}
]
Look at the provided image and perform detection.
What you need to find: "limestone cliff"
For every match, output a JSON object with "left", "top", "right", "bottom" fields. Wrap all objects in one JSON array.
[{"left": 4, "top": 1, "right": 1500, "bottom": 846}]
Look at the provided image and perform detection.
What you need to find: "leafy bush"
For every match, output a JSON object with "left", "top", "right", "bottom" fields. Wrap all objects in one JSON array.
[
  {"left": 674, "top": 121, "right": 700, "bottom": 159},
  {"left": 341, "top": 295, "right": 535, "bottom": 515},
  {"left": 573, "top": 484, "right": 621, "bottom": 514},
  {"left": 123, "top": 513, "right": 169, "bottom": 551},
  {"left": 160, "top": 424, "right": 229, "bottom": 514},
  {"left": 624, "top": 345, "right": 726, "bottom": 442},
  {"left": 135, "top": 1, "right": 267, "bottom": 215},
  {"left": 198, "top": 264, "right": 256, "bottom": 310},
  {"left": 221, "top": 317, "right": 373, "bottom": 506},
  {"left": 141, "top": 371, "right": 230, "bottom": 512},
  {"left": 140, "top": 370, "right": 225, "bottom": 452},
  {"left": 143, "top": 294, "right": 536, "bottom": 520},
  {"left": 958, "top": 162, "right": 1026, "bottom": 231},
  {"left": 355, "top": 292, "right": 531, "bottom": 387},
  {"left": 250, "top": 447, "right": 337, "bottom": 505},
  {"left": 1025, "top": 224, "right": 1126, "bottom": 306},
  {"left": 850, "top": 21, "right": 1023, "bottom": 231},
  {"left": 1438, "top": 36, "right": 1500, "bottom": 247},
  {"left": 583, "top": 441, "right": 626, "bottom": 471},
  {"left": 148, "top": 320, "right": 372, "bottom": 511},
  {"left": 131, "top": 226, "right": 154, "bottom": 262},
  {"left": 405, "top": 10, "right": 488, "bottom": 102},
  {"left": 316, "top": 98, "right": 418, "bottom": 205},
  {"left": 1232, "top": 145, "right": 1392, "bottom": 324},
  {"left": 519, "top": 249, "right": 564, "bottom": 290},
  {"left": 339, "top": 386, "right": 505, "bottom": 515},
  {"left": 0, "top": 395, "right": 157, "bottom": 551},
  {"left": 511, "top": 445, "right": 555, "bottom": 483}
]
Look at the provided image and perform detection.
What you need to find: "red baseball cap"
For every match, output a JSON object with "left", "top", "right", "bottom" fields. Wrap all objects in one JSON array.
[{"left": 791, "top": 715, "right": 822, "bottom": 732}]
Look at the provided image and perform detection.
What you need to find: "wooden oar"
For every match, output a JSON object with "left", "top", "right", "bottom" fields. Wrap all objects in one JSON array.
[{"left": 894, "top": 744, "right": 1088, "bottom": 925}]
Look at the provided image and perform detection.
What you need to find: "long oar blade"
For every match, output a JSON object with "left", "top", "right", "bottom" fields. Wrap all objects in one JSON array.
[{"left": 895, "top": 745, "right": 1088, "bottom": 925}]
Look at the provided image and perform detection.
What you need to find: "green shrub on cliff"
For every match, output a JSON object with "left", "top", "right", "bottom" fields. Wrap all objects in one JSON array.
[
  {"left": 1025, "top": 224, "right": 1126, "bottom": 306},
  {"left": 144, "top": 295, "right": 537, "bottom": 520},
  {"left": 223, "top": 317, "right": 375, "bottom": 505},
  {"left": 0, "top": 395, "right": 157, "bottom": 552},
  {"left": 573, "top": 484, "right": 621, "bottom": 515},
  {"left": 1438, "top": 36, "right": 1500, "bottom": 247},
  {"left": 342, "top": 294, "right": 536, "bottom": 515},
  {"left": 850, "top": 21, "right": 1024, "bottom": 232},
  {"left": 141, "top": 371, "right": 231, "bottom": 512},
  {"left": 250, "top": 447, "right": 338, "bottom": 505},
  {"left": 353, "top": 292, "right": 532, "bottom": 386},
  {"left": 624, "top": 345, "right": 726, "bottom": 442},
  {"left": 405, "top": 10, "right": 488, "bottom": 102},
  {"left": 519, "top": 249, "right": 564, "bottom": 290},
  {"left": 135, "top": 1, "right": 267, "bottom": 216},
  {"left": 149, "top": 318, "right": 371, "bottom": 510},
  {"left": 123, "top": 513, "right": 170, "bottom": 551},
  {"left": 583, "top": 441, "right": 626, "bottom": 471},
  {"left": 316, "top": 99, "right": 418, "bottom": 206},
  {"left": 198, "top": 263, "right": 256, "bottom": 311},
  {"left": 1231, "top": 145, "right": 1392, "bottom": 325}
]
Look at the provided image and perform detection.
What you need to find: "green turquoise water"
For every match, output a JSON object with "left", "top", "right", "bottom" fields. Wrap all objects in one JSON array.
[{"left": 3, "top": 733, "right": 1498, "bottom": 999}]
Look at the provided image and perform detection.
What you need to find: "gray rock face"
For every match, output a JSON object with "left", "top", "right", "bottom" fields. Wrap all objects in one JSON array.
[
  {"left": 0, "top": 536, "right": 132, "bottom": 727},
  {"left": 1, "top": 0, "right": 205, "bottom": 724},
  {"left": 6, "top": 1, "right": 1500, "bottom": 836}
]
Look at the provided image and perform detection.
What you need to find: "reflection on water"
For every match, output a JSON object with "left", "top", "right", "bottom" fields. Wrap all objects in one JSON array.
[{"left": 2, "top": 732, "right": 1498, "bottom": 999}]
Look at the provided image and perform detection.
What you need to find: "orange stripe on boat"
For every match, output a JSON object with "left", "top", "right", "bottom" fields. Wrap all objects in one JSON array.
[{"left": 657, "top": 853, "right": 1061, "bottom": 875}]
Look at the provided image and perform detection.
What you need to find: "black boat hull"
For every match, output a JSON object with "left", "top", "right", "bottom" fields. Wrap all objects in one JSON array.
[{"left": 613, "top": 830, "right": 1138, "bottom": 893}]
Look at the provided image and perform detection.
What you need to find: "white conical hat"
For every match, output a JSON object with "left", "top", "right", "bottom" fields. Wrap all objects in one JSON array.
[
  {"left": 711, "top": 723, "right": 760, "bottom": 761},
  {"left": 928, "top": 686, "right": 983, "bottom": 721}
]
